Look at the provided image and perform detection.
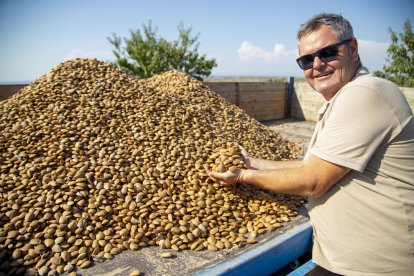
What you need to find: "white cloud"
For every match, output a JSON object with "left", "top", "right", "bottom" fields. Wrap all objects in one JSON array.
[
  {"left": 357, "top": 39, "right": 389, "bottom": 72},
  {"left": 238, "top": 41, "right": 297, "bottom": 62},
  {"left": 62, "top": 49, "right": 113, "bottom": 62},
  {"left": 220, "top": 41, "right": 302, "bottom": 76}
]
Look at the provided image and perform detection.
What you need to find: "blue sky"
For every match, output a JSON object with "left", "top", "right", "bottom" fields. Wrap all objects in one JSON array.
[{"left": 0, "top": 0, "right": 413, "bottom": 83}]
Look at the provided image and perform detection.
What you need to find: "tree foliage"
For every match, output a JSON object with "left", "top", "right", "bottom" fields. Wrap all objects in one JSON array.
[
  {"left": 374, "top": 19, "right": 414, "bottom": 87},
  {"left": 108, "top": 21, "right": 217, "bottom": 80}
]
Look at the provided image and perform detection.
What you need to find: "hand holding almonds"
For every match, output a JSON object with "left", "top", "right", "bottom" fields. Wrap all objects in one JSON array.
[
  {"left": 206, "top": 144, "right": 246, "bottom": 173},
  {"left": 204, "top": 144, "right": 247, "bottom": 185}
]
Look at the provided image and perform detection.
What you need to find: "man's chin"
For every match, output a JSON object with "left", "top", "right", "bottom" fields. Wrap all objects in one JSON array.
[{"left": 315, "top": 83, "right": 335, "bottom": 100}]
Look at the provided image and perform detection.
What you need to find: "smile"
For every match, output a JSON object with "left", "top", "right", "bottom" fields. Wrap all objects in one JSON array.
[{"left": 315, "top": 71, "right": 333, "bottom": 78}]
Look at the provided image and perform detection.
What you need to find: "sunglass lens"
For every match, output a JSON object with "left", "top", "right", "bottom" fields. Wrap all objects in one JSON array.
[
  {"left": 318, "top": 45, "right": 339, "bottom": 62},
  {"left": 299, "top": 55, "right": 314, "bottom": 70}
]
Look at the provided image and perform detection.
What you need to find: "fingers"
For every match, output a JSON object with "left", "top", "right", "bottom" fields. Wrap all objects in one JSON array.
[
  {"left": 204, "top": 164, "right": 226, "bottom": 180},
  {"left": 203, "top": 164, "right": 211, "bottom": 174},
  {"left": 236, "top": 145, "right": 252, "bottom": 169},
  {"left": 203, "top": 164, "right": 237, "bottom": 185},
  {"left": 203, "top": 164, "right": 217, "bottom": 182},
  {"left": 203, "top": 164, "right": 217, "bottom": 177},
  {"left": 236, "top": 144, "right": 248, "bottom": 157}
]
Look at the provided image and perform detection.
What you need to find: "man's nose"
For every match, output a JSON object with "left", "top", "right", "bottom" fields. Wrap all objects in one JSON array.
[{"left": 313, "top": 56, "right": 324, "bottom": 69}]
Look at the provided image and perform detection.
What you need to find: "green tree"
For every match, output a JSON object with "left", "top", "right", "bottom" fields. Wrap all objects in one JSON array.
[
  {"left": 374, "top": 19, "right": 414, "bottom": 87},
  {"left": 108, "top": 21, "right": 217, "bottom": 80}
]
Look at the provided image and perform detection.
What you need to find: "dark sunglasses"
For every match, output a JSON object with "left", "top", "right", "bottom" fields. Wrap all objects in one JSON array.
[{"left": 296, "top": 39, "right": 352, "bottom": 70}]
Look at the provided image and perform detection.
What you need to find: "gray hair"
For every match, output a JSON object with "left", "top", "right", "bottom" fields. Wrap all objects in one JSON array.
[{"left": 297, "top": 13, "right": 355, "bottom": 41}]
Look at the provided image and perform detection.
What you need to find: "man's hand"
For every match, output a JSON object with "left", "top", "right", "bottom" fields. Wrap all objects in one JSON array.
[
  {"left": 203, "top": 165, "right": 243, "bottom": 185},
  {"left": 238, "top": 145, "right": 253, "bottom": 169}
]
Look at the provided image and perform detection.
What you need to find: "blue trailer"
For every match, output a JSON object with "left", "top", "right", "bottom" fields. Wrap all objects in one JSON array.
[
  {"left": 79, "top": 207, "right": 313, "bottom": 276},
  {"left": 196, "top": 219, "right": 313, "bottom": 275}
]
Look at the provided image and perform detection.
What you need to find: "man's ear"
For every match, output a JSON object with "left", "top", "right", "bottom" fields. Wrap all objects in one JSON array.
[{"left": 350, "top": 38, "right": 359, "bottom": 62}]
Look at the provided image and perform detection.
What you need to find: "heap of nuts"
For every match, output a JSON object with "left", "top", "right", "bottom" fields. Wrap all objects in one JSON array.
[{"left": 0, "top": 58, "right": 304, "bottom": 275}]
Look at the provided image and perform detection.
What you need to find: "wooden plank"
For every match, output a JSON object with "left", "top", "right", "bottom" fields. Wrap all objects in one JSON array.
[
  {"left": 238, "top": 82, "right": 286, "bottom": 92},
  {"left": 239, "top": 89, "right": 287, "bottom": 95},
  {"left": 204, "top": 82, "right": 239, "bottom": 105},
  {"left": 244, "top": 109, "right": 285, "bottom": 121},
  {"left": 204, "top": 82, "right": 237, "bottom": 93},
  {"left": 0, "top": 84, "right": 28, "bottom": 101},
  {"left": 215, "top": 91, "right": 236, "bottom": 103},
  {"left": 240, "top": 100, "right": 285, "bottom": 112},
  {"left": 240, "top": 88, "right": 286, "bottom": 94},
  {"left": 240, "top": 91, "right": 285, "bottom": 102}
]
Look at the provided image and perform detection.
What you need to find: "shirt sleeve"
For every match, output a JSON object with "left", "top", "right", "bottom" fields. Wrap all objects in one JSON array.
[{"left": 310, "top": 85, "right": 399, "bottom": 172}]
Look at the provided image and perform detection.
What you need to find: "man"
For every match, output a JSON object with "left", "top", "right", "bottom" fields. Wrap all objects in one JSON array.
[{"left": 205, "top": 13, "right": 414, "bottom": 275}]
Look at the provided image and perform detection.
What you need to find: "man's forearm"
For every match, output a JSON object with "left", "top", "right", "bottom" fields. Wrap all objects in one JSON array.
[
  {"left": 239, "top": 155, "right": 351, "bottom": 197},
  {"left": 248, "top": 158, "right": 304, "bottom": 170},
  {"left": 239, "top": 167, "right": 313, "bottom": 196}
]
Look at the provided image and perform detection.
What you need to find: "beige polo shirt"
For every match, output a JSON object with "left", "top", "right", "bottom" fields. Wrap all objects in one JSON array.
[{"left": 305, "top": 68, "right": 414, "bottom": 275}]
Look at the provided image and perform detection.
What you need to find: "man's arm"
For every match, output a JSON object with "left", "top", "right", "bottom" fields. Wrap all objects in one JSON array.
[
  {"left": 240, "top": 145, "right": 304, "bottom": 170},
  {"left": 206, "top": 155, "right": 350, "bottom": 197},
  {"left": 247, "top": 158, "right": 303, "bottom": 170}
]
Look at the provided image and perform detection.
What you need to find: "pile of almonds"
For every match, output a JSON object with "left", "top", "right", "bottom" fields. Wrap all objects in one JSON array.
[{"left": 0, "top": 58, "right": 304, "bottom": 275}]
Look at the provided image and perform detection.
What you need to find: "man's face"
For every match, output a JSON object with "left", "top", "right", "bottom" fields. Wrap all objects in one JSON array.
[{"left": 298, "top": 25, "right": 359, "bottom": 101}]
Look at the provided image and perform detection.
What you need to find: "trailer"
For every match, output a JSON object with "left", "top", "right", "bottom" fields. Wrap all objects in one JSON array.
[
  {"left": 79, "top": 206, "right": 312, "bottom": 276},
  {"left": 196, "top": 219, "right": 312, "bottom": 276}
]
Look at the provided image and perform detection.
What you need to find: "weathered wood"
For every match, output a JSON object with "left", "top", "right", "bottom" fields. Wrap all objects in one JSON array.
[
  {"left": 204, "top": 82, "right": 237, "bottom": 92},
  {"left": 291, "top": 82, "right": 324, "bottom": 121},
  {"left": 205, "top": 81, "right": 287, "bottom": 121},
  {"left": 240, "top": 91, "right": 285, "bottom": 102},
  {"left": 0, "top": 84, "right": 28, "bottom": 101},
  {"left": 214, "top": 90, "right": 237, "bottom": 104},
  {"left": 243, "top": 109, "right": 285, "bottom": 121},
  {"left": 240, "top": 100, "right": 286, "bottom": 120},
  {"left": 238, "top": 82, "right": 287, "bottom": 92}
]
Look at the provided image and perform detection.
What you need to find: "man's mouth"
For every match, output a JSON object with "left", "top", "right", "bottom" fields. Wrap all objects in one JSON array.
[{"left": 314, "top": 71, "right": 333, "bottom": 78}]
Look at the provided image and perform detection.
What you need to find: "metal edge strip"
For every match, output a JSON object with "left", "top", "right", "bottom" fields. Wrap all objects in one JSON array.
[{"left": 195, "top": 220, "right": 312, "bottom": 276}]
